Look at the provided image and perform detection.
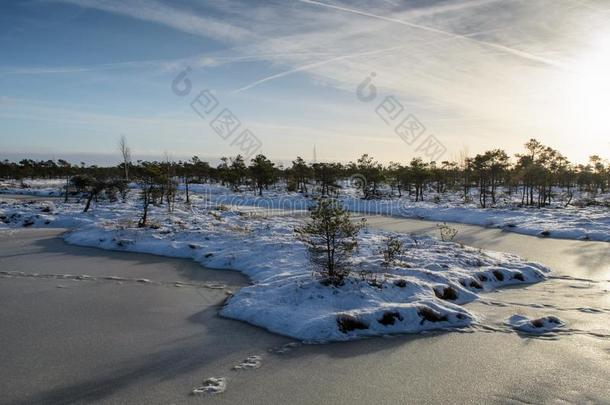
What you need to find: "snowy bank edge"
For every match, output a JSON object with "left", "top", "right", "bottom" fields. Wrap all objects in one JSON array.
[
  {"left": 60, "top": 223, "right": 551, "bottom": 343},
  {"left": 207, "top": 194, "right": 610, "bottom": 243}
]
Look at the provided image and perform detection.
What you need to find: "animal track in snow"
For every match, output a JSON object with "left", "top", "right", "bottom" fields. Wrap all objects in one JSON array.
[
  {"left": 0, "top": 270, "right": 227, "bottom": 290},
  {"left": 191, "top": 377, "right": 226, "bottom": 395},
  {"left": 233, "top": 355, "right": 263, "bottom": 370},
  {"left": 268, "top": 342, "right": 302, "bottom": 354}
]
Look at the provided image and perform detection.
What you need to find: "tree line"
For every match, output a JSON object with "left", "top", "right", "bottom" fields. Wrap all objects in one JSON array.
[{"left": 1, "top": 139, "right": 609, "bottom": 209}]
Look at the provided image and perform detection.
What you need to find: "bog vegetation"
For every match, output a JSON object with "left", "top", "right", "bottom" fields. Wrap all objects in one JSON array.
[{"left": 1, "top": 139, "right": 609, "bottom": 211}]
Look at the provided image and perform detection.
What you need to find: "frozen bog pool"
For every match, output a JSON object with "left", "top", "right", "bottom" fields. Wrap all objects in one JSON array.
[{"left": 2, "top": 224, "right": 610, "bottom": 404}]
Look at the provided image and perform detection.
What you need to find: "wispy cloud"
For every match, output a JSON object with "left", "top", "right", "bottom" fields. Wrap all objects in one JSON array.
[
  {"left": 53, "top": 0, "right": 253, "bottom": 42},
  {"left": 233, "top": 27, "right": 500, "bottom": 93},
  {"left": 403, "top": 0, "right": 507, "bottom": 18},
  {"left": 0, "top": 59, "right": 170, "bottom": 75},
  {"left": 296, "top": 0, "right": 570, "bottom": 70},
  {"left": 233, "top": 45, "right": 405, "bottom": 93},
  {"left": 5, "top": 0, "right": 608, "bottom": 162},
  {"left": 1, "top": 50, "right": 338, "bottom": 76}
]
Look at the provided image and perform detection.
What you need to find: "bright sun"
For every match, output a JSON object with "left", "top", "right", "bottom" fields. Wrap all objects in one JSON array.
[{"left": 564, "top": 34, "right": 610, "bottom": 141}]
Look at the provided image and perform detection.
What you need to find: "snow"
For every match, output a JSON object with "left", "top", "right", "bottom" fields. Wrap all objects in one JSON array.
[
  {"left": 268, "top": 342, "right": 301, "bottom": 354},
  {"left": 0, "top": 179, "right": 65, "bottom": 197},
  {"left": 206, "top": 190, "right": 610, "bottom": 242},
  {"left": 2, "top": 179, "right": 609, "bottom": 242},
  {"left": 507, "top": 315, "right": 566, "bottom": 334},
  {"left": 191, "top": 377, "right": 226, "bottom": 395},
  {"left": 0, "top": 194, "right": 552, "bottom": 342},
  {"left": 233, "top": 355, "right": 263, "bottom": 370}
]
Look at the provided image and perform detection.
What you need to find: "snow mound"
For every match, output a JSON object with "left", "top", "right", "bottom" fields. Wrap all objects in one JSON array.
[
  {"left": 507, "top": 315, "right": 565, "bottom": 334},
  {"left": 0, "top": 199, "right": 60, "bottom": 228}
]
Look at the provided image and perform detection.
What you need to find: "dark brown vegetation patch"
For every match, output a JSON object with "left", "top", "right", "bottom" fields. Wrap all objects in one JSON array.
[
  {"left": 511, "top": 272, "right": 525, "bottom": 282},
  {"left": 531, "top": 316, "right": 561, "bottom": 328},
  {"left": 393, "top": 279, "right": 407, "bottom": 288},
  {"left": 377, "top": 311, "right": 404, "bottom": 326},
  {"left": 337, "top": 314, "right": 368, "bottom": 333},
  {"left": 417, "top": 307, "right": 448, "bottom": 325},
  {"left": 434, "top": 286, "right": 459, "bottom": 300},
  {"left": 492, "top": 270, "right": 505, "bottom": 281}
]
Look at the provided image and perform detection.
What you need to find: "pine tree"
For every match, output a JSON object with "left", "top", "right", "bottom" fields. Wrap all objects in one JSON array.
[{"left": 296, "top": 199, "right": 365, "bottom": 286}]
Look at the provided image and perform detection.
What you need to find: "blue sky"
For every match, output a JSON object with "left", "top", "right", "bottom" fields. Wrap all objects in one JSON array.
[{"left": 1, "top": 0, "right": 609, "bottom": 165}]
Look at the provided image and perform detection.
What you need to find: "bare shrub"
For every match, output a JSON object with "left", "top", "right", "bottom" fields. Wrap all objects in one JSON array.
[
  {"left": 379, "top": 235, "right": 404, "bottom": 268},
  {"left": 437, "top": 222, "right": 459, "bottom": 242}
]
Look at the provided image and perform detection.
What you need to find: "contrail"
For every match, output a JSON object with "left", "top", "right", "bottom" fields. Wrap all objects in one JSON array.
[
  {"left": 233, "top": 45, "right": 404, "bottom": 93},
  {"left": 296, "top": 0, "right": 570, "bottom": 70},
  {"left": 233, "top": 28, "right": 500, "bottom": 93},
  {"left": 2, "top": 51, "right": 335, "bottom": 77},
  {"left": 233, "top": 0, "right": 569, "bottom": 93}
]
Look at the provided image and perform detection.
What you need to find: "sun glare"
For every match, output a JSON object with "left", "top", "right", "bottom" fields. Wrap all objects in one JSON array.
[{"left": 564, "top": 33, "right": 610, "bottom": 142}]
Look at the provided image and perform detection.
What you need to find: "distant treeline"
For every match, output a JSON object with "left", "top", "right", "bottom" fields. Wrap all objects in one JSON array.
[{"left": 1, "top": 139, "right": 609, "bottom": 208}]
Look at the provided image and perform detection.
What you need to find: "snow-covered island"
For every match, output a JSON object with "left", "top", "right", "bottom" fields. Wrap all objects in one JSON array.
[{"left": 0, "top": 194, "right": 550, "bottom": 342}]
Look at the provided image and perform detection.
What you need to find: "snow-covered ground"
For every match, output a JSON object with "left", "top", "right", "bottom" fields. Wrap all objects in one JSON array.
[
  {"left": 3, "top": 179, "right": 609, "bottom": 241},
  {"left": 190, "top": 184, "right": 610, "bottom": 242},
  {"left": 0, "top": 179, "right": 65, "bottom": 196},
  {"left": 0, "top": 194, "right": 550, "bottom": 342}
]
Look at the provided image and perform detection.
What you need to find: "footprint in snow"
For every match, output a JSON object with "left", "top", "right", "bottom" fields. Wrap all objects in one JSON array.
[
  {"left": 268, "top": 342, "right": 301, "bottom": 354},
  {"left": 233, "top": 355, "right": 262, "bottom": 370},
  {"left": 578, "top": 307, "right": 604, "bottom": 314},
  {"left": 568, "top": 283, "right": 592, "bottom": 289},
  {"left": 191, "top": 377, "right": 226, "bottom": 395}
]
